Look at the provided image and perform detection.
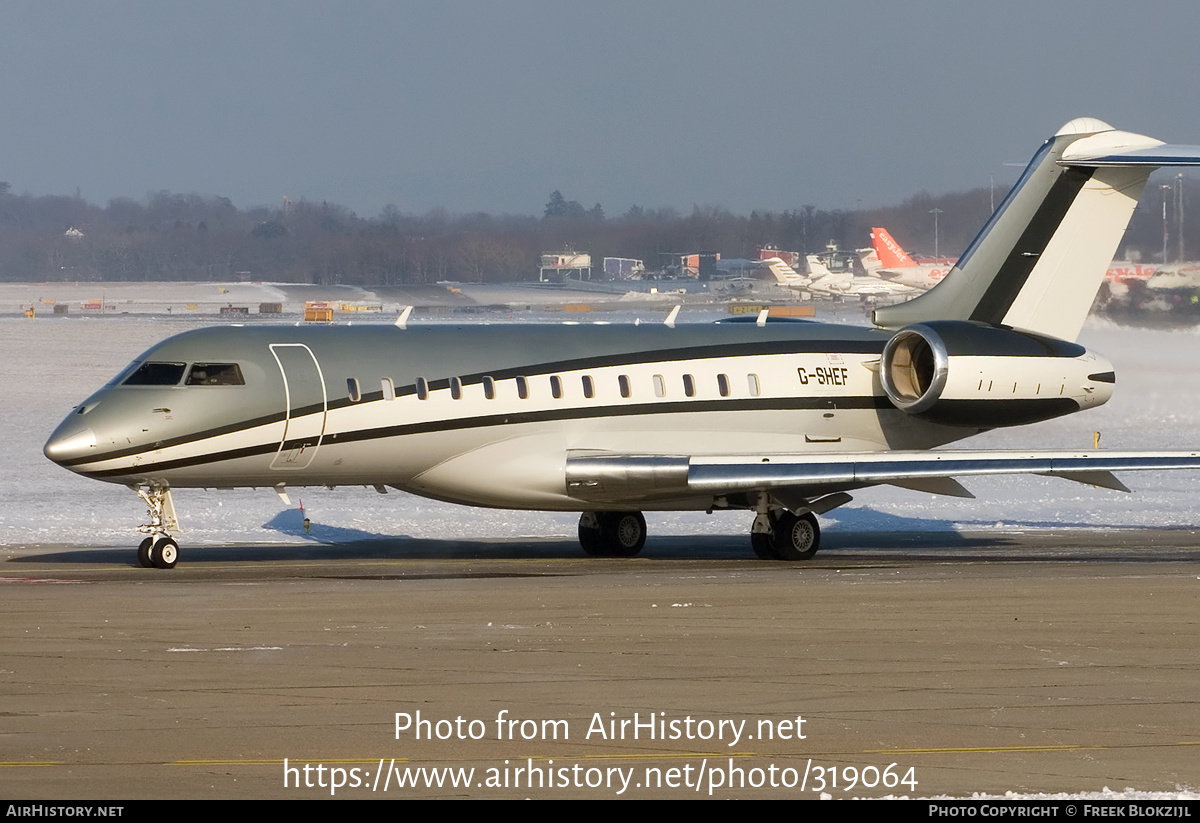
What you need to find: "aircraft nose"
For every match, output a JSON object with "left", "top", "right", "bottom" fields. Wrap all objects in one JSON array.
[{"left": 44, "top": 421, "right": 97, "bottom": 467}]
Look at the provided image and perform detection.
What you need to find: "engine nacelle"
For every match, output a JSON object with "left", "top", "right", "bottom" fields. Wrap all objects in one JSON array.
[{"left": 880, "top": 321, "right": 1115, "bottom": 428}]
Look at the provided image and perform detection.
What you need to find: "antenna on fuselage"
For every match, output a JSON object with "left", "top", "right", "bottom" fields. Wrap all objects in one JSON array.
[
  {"left": 395, "top": 305, "right": 413, "bottom": 329},
  {"left": 664, "top": 305, "right": 681, "bottom": 328}
]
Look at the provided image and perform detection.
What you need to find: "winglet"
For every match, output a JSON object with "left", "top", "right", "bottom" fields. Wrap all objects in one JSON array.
[
  {"left": 395, "top": 305, "right": 413, "bottom": 329},
  {"left": 664, "top": 305, "right": 681, "bottom": 328}
]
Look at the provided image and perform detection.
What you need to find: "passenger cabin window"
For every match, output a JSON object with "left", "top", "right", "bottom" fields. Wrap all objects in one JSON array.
[
  {"left": 682, "top": 374, "right": 696, "bottom": 397},
  {"left": 124, "top": 362, "right": 186, "bottom": 386},
  {"left": 550, "top": 375, "right": 563, "bottom": 399},
  {"left": 653, "top": 374, "right": 666, "bottom": 398},
  {"left": 582, "top": 375, "right": 595, "bottom": 399},
  {"left": 516, "top": 375, "right": 529, "bottom": 399},
  {"left": 747, "top": 374, "right": 761, "bottom": 396},
  {"left": 618, "top": 374, "right": 631, "bottom": 398},
  {"left": 450, "top": 377, "right": 463, "bottom": 400},
  {"left": 185, "top": 363, "right": 245, "bottom": 386},
  {"left": 346, "top": 378, "right": 362, "bottom": 402},
  {"left": 382, "top": 377, "right": 395, "bottom": 401},
  {"left": 717, "top": 373, "right": 730, "bottom": 397},
  {"left": 482, "top": 376, "right": 496, "bottom": 399},
  {"left": 415, "top": 377, "right": 429, "bottom": 400}
]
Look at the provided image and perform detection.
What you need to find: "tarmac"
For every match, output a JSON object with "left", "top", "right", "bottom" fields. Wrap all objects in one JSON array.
[{"left": 3, "top": 529, "right": 1198, "bottom": 799}]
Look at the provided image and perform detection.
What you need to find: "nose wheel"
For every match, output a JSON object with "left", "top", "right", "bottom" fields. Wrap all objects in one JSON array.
[
  {"left": 137, "top": 537, "right": 154, "bottom": 568},
  {"left": 133, "top": 484, "right": 182, "bottom": 569},
  {"left": 136, "top": 533, "right": 181, "bottom": 569}
]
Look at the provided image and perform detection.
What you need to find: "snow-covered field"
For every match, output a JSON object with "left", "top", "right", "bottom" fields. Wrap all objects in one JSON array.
[{"left": 5, "top": 309, "right": 1200, "bottom": 549}]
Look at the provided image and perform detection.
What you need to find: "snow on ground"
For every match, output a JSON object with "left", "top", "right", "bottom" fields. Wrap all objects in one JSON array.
[
  {"left": 0, "top": 280, "right": 297, "bottom": 315},
  {"left": 5, "top": 307, "right": 1200, "bottom": 549}
]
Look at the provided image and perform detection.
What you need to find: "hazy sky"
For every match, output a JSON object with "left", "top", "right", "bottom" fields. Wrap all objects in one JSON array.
[{"left": 4, "top": 1, "right": 1200, "bottom": 217}]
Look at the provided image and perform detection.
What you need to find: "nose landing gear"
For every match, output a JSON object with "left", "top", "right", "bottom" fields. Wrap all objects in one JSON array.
[{"left": 133, "top": 484, "right": 181, "bottom": 569}]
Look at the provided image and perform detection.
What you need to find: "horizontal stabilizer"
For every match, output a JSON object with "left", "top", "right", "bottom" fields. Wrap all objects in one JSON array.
[{"left": 1062, "top": 144, "right": 1200, "bottom": 167}]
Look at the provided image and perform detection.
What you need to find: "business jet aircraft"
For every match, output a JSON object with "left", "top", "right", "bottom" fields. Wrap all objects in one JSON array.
[
  {"left": 804, "top": 254, "right": 920, "bottom": 299},
  {"left": 760, "top": 256, "right": 811, "bottom": 288},
  {"left": 44, "top": 118, "right": 1200, "bottom": 568}
]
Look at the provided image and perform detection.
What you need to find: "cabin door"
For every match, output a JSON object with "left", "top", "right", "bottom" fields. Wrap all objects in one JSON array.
[{"left": 269, "top": 343, "right": 327, "bottom": 470}]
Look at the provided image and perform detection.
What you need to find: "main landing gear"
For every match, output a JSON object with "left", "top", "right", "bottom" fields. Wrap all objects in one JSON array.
[
  {"left": 575, "top": 504, "right": 823, "bottom": 561},
  {"left": 578, "top": 511, "right": 647, "bottom": 557},
  {"left": 750, "top": 510, "right": 821, "bottom": 561},
  {"left": 133, "top": 484, "right": 181, "bottom": 569},
  {"left": 749, "top": 491, "right": 822, "bottom": 561}
]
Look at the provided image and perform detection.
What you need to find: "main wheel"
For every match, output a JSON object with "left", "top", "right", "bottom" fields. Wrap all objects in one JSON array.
[
  {"left": 751, "top": 531, "right": 779, "bottom": 559},
  {"left": 137, "top": 537, "right": 155, "bottom": 568},
  {"left": 769, "top": 512, "right": 820, "bottom": 561},
  {"left": 152, "top": 537, "right": 179, "bottom": 569},
  {"left": 601, "top": 511, "right": 646, "bottom": 557},
  {"left": 578, "top": 513, "right": 605, "bottom": 556}
]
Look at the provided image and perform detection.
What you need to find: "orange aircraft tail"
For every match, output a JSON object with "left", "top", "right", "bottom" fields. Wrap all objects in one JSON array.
[{"left": 872, "top": 227, "right": 917, "bottom": 268}]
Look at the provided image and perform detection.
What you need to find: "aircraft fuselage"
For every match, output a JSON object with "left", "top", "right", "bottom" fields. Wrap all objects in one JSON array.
[{"left": 44, "top": 320, "right": 1112, "bottom": 511}]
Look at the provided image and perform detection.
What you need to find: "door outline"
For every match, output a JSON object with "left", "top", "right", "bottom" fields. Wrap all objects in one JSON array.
[{"left": 270, "top": 343, "right": 327, "bottom": 470}]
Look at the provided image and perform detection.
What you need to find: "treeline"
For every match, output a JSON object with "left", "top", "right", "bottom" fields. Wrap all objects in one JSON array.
[{"left": 0, "top": 179, "right": 1195, "bottom": 284}]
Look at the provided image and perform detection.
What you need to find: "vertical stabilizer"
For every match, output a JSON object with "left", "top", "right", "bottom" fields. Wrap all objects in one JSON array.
[
  {"left": 873, "top": 119, "right": 1200, "bottom": 341},
  {"left": 762, "top": 257, "right": 808, "bottom": 286},
  {"left": 805, "top": 254, "right": 834, "bottom": 278},
  {"left": 873, "top": 228, "right": 917, "bottom": 268},
  {"left": 859, "top": 248, "right": 882, "bottom": 276}
]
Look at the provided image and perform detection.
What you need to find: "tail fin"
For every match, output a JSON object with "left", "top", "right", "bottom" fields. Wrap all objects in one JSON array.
[
  {"left": 872, "top": 228, "right": 917, "bottom": 268},
  {"left": 805, "top": 254, "right": 834, "bottom": 278},
  {"left": 858, "top": 247, "right": 882, "bottom": 276},
  {"left": 762, "top": 256, "right": 807, "bottom": 286},
  {"left": 873, "top": 118, "right": 1200, "bottom": 341}
]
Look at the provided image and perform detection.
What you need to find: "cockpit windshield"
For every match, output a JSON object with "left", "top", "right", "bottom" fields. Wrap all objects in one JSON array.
[
  {"left": 185, "top": 363, "right": 245, "bottom": 385},
  {"left": 119, "top": 362, "right": 245, "bottom": 387},
  {"left": 122, "top": 362, "right": 187, "bottom": 386}
]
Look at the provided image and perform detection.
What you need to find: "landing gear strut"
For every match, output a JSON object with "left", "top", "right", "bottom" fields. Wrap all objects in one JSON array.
[
  {"left": 133, "top": 484, "right": 181, "bottom": 569},
  {"left": 578, "top": 511, "right": 646, "bottom": 557}
]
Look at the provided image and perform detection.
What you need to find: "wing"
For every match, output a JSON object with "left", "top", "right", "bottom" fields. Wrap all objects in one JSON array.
[{"left": 565, "top": 449, "right": 1200, "bottom": 509}]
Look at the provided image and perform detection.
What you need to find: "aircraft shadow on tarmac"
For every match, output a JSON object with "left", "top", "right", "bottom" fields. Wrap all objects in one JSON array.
[{"left": 16, "top": 507, "right": 1200, "bottom": 566}]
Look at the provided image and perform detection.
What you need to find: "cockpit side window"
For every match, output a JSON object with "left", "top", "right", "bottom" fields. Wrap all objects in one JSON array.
[
  {"left": 123, "top": 362, "right": 187, "bottom": 386},
  {"left": 185, "top": 363, "right": 245, "bottom": 386},
  {"left": 106, "top": 360, "right": 143, "bottom": 387}
]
